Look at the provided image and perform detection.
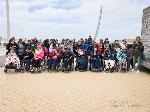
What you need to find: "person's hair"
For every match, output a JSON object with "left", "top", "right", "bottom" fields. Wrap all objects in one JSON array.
[
  {"left": 114, "top": 40, "right": 118, "bottom": 43},
  {"left": 122, "top": 39, "right": 126, "bottom": 42},
  {"left": 136, "top": 36, "right": 141, "bottom": 40}
]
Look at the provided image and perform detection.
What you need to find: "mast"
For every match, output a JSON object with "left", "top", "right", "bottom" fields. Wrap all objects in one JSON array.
[
  {"left": 94, "top": 5, "right": 102, "bottom": 41},
  {"left": 6, "top": 0, "right": 10, "bottom": 41}
]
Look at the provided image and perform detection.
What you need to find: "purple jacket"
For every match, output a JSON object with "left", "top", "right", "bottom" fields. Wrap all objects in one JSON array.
[{"left": 126, "top": 48, "right": 133, "bottom": 60}]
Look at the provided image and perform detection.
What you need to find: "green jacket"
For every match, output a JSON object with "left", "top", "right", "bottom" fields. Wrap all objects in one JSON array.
[{"left": 132, "top": 42, "right": 144, "bottom": 57}]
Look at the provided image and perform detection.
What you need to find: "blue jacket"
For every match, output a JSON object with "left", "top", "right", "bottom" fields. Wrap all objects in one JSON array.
[
  {"left": 83, "top": 42, "right": 92, "bottom": 53},
  {"left": 116, "top": 52, "right": 127, "bottom": 61}
]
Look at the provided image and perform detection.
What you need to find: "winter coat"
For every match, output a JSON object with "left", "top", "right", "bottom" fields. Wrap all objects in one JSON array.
[
  {"left": 34, "top": 49, "right": 44, "bottom": 60},
  {"left": 111, "top": 43, "right": 121, "bottom": 54},
  {"left": 116, "top": 52, "right": 127, "bottom": 61},
  {"left": 6, "top": 42, "right": 18, "bottom": 54},
  {"left": 132, "top": 42, "right": 144, "bottom": 57},
  {"left": 17, "top": 43, "right": 25, "bottom": 56},
  {"left": 5, "top": 52, "right": 20, "bottom": 68},
  {"left": 23, "top": 51, "right": 33, "bottom": 60},
  {"left": 49, "top": 47, "right": 61, "bottom": 60},
  {"left": 126, "top": 48, "right": 133, "bottom": 60}
]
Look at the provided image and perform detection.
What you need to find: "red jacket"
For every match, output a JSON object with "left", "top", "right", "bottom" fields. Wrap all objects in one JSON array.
[
  {"left": 98, "top": 39, "right": 104, "bottom": 55},
  {"left": 49, "top": 47, "right": 61, "bottom": 60}
]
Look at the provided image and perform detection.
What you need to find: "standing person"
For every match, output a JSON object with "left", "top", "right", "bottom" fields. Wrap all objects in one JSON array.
[
  {"left": 104, "top": 38, "right": 111, "bottom": 52},
  {"left": 17, "top": 39, "right": 25, "bottom": 63},
  {"left": 6, "top": 37, "right": 18, "bottom": 55},
  {"left": 98, "top": 39, "right": 104, "bottom": 55},
  {"left": 97, "top": 39, "right": 104, "bottom": 69},
  {"left": 31, "top": 37, "right": 38, "bottom": 51},
  {"left": 73, "top": 41, "right": 78, "bottom": 56},
  {"left": 77, "top": 40, "right": 84, "bottom": 49},
  {"left": 25, "top": 40, "right": 32, "bottom": 50},
  {"left": 112, "top": 40, "right": 121, "bottom": 65},
  {"left": 43, "top": 39, "right": 50, "bottom": 55},
  {"left": 126, "top": 44, "right": 133, "bottom": 71},
  {"left": 132, "top": 36, "right": 144, "bottom": 73},
  {"left": 43, "top": 39, "right": 50, "bottom": 68},
  {"left": 112, "top": 40, "right": 121, "bottom": 55},
  {"left": 83, "top": 39, "right": 91, "bottom": 56}
]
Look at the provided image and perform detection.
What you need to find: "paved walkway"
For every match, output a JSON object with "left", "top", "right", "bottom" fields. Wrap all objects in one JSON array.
[
  {"left": 0, "top": 56, "right": 5, "bottom": 68},
  {"left": 0, "top": 47, "right": 6, "bottom": 67},
  {"left": 0, "top": 46, "right": 6, "bottom": 56},
  {"left": 0, "top": 70, "right": 150, "bottom": 112}
]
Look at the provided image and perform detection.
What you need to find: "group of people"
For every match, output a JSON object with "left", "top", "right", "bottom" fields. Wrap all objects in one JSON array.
[{"left": 4, "top": 36, "right": 144, "bottom": 73}]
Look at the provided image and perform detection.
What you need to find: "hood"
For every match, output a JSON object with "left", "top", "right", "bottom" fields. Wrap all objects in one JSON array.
[{"left": 37, "top": 44, "right": 43, "bottom": 49}]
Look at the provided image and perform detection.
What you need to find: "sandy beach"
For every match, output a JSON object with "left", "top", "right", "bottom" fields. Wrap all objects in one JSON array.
[
  {"left": 0, "top": 46, "right": 150, "bottom": 112},
  {"left": 0, "top": 68, "right": 150, "bottom": 112}
]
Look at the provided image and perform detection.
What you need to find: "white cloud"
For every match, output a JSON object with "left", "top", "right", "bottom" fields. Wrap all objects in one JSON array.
[{"left": 0, "top": 0, "right": 150, "bottom": 41}]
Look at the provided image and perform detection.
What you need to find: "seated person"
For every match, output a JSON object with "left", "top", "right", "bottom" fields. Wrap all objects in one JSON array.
[{"left": 5, "top": 47, "right": 20, "bottom": 70}]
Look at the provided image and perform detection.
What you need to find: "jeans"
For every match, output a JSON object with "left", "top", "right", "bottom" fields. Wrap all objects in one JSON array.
[{"left": 133, "top": 56, "right": 141, "bottom": 70}]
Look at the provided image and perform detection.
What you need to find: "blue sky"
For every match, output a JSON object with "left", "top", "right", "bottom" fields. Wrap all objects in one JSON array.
[{"left": 0, "top": 0, "right": 150, "bottom": 41}]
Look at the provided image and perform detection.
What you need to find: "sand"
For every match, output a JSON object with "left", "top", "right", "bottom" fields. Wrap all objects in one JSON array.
[
  {"left": 0, "top": 46, "right": 6, "bottom": 56},
  {"left": 0, "top": 68, "right": 150, "bottom": 112}
]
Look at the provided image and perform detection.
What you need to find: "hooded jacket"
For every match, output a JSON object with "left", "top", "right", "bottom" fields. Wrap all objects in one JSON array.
[{"left": 98, "top": 39, "right": 104, "bottom": 54}]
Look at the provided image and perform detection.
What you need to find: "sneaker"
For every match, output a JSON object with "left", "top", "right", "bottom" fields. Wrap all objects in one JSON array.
[
  {"left": 131, "top": 69, "right": 134, "bottom": 72},
  {"left": 137, "top": 70, "right": 140, "bottom": 73}
]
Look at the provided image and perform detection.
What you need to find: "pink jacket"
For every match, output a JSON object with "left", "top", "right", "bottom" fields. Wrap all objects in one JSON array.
[{"left": 34, "top": 49, "right": 44, "bottom": 60}]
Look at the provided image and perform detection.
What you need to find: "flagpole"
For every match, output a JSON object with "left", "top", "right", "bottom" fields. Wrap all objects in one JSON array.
[
  {"left": 6, "top": 0, "right": 10, "bottom": 41},
  {"left": 94, "top": 5, "right": 102, "bottom": 41}
]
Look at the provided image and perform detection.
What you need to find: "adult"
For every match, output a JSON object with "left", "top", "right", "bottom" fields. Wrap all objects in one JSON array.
[
  {"left": 17, "top": 39, "right": 25, "bottom": 62},
  {"left": 132, "top": 36, "right": 144, "bottom": 72},
  {"left": 25, "top": 40, "right": 32, "bottom": 50},
  {"left": 103, "top": 38, "right": 111, "bottom": 52},
  {"left": 97, "top": 39, "right": 104, "bottom": 55},
  {"left": 6, "top": 37, "right": 18, "bottom": 55},
  {"left": 112, "top": 40, "right": 121, "bottom": 54}
]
